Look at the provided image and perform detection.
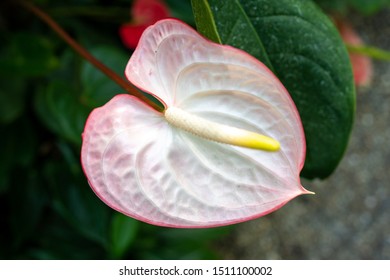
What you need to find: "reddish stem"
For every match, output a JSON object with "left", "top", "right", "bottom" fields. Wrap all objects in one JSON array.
[{"left": 19, "top": 0, "right": 164, "bottom": 112}]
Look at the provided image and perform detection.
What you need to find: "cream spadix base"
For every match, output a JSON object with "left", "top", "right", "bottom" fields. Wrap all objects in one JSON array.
[{"left": 165, "top": 107, "right": 280, "bottom": 151}]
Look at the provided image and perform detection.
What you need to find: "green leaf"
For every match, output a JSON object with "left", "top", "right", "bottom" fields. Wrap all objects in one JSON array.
[
  {"left": 0, "top": 117, "right": 37, "bottom": 193},
  {"left": 135, "top": 224, "right": 231, "bottom": 259},
  {"left": 0, "top": 32, "right": 58, "bottom": 77},
  {"left": 192, "top": 0, "right": 273, "bottom": 69},
  {"left": 81, "top": 46, "right": 129, "bottom": 108},
  {"left": 0, "top": 77, "right": 26, "bottom": 124},
  {"left": 43, "top": 158, "right": 110, "bottom": 247},
  {"left": 192, "top": 0, "right": 355, "bottom": 178},
  {"left": 28, "top": 216, "right": 106, "bottom": 259},
  {"left": 191, "top": 0, "right": 222, "bottom": 44},
  {"left": 166, "top": 0, "right": 196, "bottom": 25},
  {"left": 109, "top": 213, "right": 139, "bottom": 259},
  {"left": 313, "top": 0, "right": 349, "bottom": 14},
  {"left": 8, "top": 170, "right": 47, "bottom": 249},
  {"left": 80, "top": 45, "right": 164, "bottom": 111},
  {"left": 34, "top": 81, "right": 89, "bottom": 146}
]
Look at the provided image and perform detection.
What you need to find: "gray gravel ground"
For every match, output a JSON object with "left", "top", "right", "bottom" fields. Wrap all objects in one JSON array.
[{"left": 216, "top": 9, "right": 390, "bottom": 259}]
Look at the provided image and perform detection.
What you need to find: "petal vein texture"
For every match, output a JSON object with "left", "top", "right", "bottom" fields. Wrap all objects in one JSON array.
[{"left": 82, "top": 19, "right": 308, "bottom": 228}]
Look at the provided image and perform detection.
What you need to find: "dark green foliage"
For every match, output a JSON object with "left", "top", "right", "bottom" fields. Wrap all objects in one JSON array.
[{"left": 0, "top": 32, "right": 59, "bottom": 77}]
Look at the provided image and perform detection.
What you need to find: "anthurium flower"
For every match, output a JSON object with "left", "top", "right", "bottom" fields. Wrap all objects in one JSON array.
[
  {"left": 82, "top": 19, "right": 310, "bottom": 228},
  {"left": 119, "top": 0, "right": 170, "bottom": 49}
]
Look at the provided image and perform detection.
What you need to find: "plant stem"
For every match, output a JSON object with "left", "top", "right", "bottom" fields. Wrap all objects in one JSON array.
[
  {"left": 19, "top": 0, "right": 164, "bottom": 112},
  {"left": 347, "top": 44, "right": 390, "bottom": 61}
]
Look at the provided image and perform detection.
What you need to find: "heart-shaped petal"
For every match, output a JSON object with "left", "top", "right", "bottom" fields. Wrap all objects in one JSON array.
[{"left": 81, "top": 19, "right": 309, "bottom": 228}]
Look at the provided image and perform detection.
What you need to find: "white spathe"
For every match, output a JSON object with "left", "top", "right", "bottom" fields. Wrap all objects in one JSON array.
[{"left": 81, "top": 19, "right": 309, "bottom": 228}]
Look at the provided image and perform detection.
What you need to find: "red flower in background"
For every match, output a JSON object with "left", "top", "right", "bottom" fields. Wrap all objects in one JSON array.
[
  {"left": 119, "top": 0, "right": 170, "bottom": 49},
  {"left": 335, "top": 19, "right": 373, "bottom": 87}
]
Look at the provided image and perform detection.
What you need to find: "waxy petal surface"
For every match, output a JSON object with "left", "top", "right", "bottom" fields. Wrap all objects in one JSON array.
[{"left": 82, "top": 19, "right": 308, "bottom": 228}]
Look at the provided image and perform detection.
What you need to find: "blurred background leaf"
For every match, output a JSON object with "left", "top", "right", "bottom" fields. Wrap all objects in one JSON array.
[
  {"left": 0, "top": 117, "right": 37, "bottom": 194},
  {"left": 109, "top": 213, "right": 139, "bottom": 259},
  {"left": 34, "top": 81, "right": 90, "bottom": 146},
  {"left": 314, "top": 0, "right": 390, "bottom": 15},
  {"left": 0, "top": 77, "right": 26, "bottom": 124},
  {"left": 80, "top": 46, "right": 128, "bottom": 108},
  {"left": 166, "top": 0, "right": 195, "bottom": 25},
  {"left": 0, "top": 32, "right": 59, "bottom": 77}
]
